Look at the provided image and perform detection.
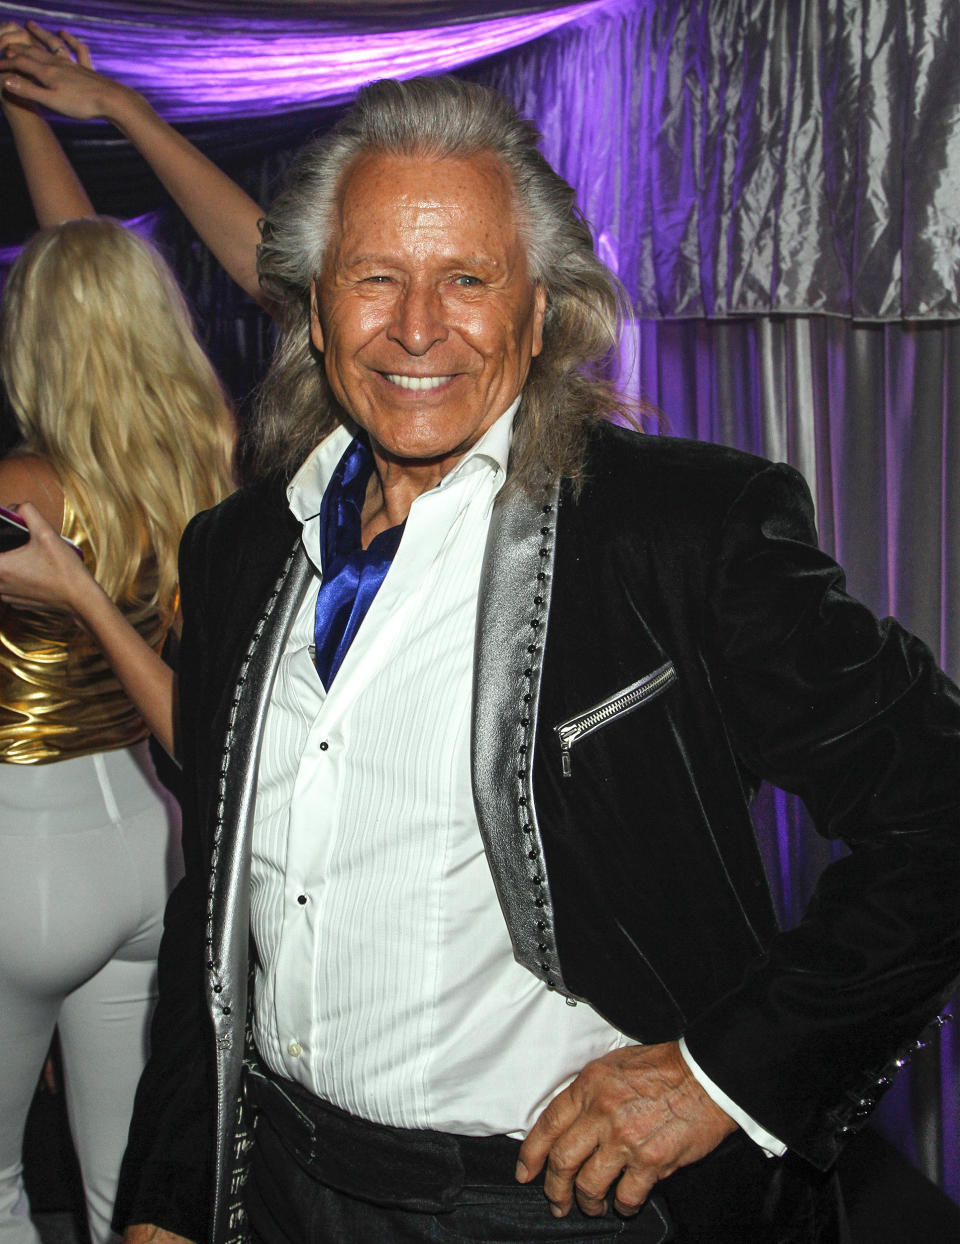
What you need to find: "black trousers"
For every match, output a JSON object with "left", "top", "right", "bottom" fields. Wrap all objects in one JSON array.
[{"left": 243, "top": 1066, "right": 849, "bottom": 1244}]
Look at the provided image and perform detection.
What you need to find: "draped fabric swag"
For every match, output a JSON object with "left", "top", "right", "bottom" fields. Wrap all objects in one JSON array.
[
  {"left": 5, "top": 0, "right": 960, "bottom": 319},
  {"left": 1, "top": 0, "right": 957, "bottom": 1205}
]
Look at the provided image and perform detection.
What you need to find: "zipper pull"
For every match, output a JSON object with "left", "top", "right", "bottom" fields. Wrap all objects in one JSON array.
[{"left": 556, "top": 723, "right": 576, "bottom": 778}]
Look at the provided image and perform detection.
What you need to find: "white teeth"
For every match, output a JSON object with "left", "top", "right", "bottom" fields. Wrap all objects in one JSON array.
[{"left": 384, "top": 373, "right": 451, "bottom": 391}]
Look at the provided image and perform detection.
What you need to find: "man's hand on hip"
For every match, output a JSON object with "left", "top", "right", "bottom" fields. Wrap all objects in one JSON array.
[
  {"left": 122, "top": 1226, "right": 195, "bottom": 1244},
  {"left": 516, "top": 1040, "right": 737, "bottom": 1218}
]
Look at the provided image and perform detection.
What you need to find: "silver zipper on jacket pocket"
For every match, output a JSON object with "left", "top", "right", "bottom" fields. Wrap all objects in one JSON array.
[{"left": 555, "top": 661, "right": 677, "bottom": 777}]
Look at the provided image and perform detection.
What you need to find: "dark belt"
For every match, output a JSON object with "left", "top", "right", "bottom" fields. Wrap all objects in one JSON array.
[{"left": 243, "top": 1063, "right": 538, "bottom": 1212}]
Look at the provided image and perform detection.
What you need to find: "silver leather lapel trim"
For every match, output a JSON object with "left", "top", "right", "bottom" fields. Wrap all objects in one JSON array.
[
  {"left": 207, "top": 541, "right": 314, "bottom": 1244},
  {"left": 472, "top": 476, "right": 575, "bottom": 998}
]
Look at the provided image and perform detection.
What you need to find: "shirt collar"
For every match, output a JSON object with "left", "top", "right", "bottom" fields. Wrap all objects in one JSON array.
[{"left": 287, "top": 395, "right": 520, "bottom": 523}]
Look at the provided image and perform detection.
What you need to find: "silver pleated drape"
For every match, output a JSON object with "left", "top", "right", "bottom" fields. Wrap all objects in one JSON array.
[
  {"left": 489, "top": 0, "right": 960, "bottom": 319},
  {"left": 622, "top": 312, "right": 960, "bottom": 1199}
]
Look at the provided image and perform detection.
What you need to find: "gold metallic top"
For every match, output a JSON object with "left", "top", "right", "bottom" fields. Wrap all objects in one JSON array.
[{"left": 0, "top": 493, "right": 171, "bottom": 765}]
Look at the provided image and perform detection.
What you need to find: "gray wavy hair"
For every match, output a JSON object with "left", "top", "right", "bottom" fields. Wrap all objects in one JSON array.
[{"left": 252, "top": 75, "right": 634, "bottom": 490}]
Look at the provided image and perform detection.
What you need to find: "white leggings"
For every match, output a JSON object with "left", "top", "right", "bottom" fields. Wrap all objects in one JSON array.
[{"left": 0, "top": 742, "right": 182, "bottom": 1244}]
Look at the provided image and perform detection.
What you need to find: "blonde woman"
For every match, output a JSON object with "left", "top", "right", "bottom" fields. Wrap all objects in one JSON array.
[{"left": 0, "top": 45, "right": 234, "bottom": 1244}]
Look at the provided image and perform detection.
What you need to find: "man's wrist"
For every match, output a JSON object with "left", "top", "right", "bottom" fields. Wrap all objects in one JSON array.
[
  {"left": 122, "top": 1226, "right": 195, "bottom": 1244},
  {"left": 678, "top": 1036, "right": 787, "bottom": 1157}
]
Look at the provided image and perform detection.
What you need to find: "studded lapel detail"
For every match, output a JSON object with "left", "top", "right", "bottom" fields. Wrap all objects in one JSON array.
[
  {"left": 205, "top": 541, "right": 314, "bottom": 1244},
  {"left": 471, "top": 475, "right": 576, "bottom": 1000}
]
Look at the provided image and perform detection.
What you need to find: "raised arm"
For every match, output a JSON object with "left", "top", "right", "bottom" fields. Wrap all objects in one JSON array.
[
  {"left": 1, "top": 22, "right": 268, "bottom": 305},
  {"left": 0, "top": 497, "right": 178, "bottom": 760},
  {"left": 0, "top": 22, "right": 94, "bottom": 222}
]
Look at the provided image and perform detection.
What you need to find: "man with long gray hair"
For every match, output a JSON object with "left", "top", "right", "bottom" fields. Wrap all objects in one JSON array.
[{"left": 5, "top": 39, "right": 959, "bottom": 1244}]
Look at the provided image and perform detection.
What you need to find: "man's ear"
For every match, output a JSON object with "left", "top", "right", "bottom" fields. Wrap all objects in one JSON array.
[{"left": 309, "top": 280, "right": 325, "bottom": 353}]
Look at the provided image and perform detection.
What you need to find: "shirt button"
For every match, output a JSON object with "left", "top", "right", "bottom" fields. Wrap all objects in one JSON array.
[
  {"left": 288, "top": 1040, "right": 302, "bottom": 1057},
  {"left": 297, "top": 894, "right": 308, "bottom": 905},
  {"left": 319, "top": 740, "right": 329, "bottom": 751}
]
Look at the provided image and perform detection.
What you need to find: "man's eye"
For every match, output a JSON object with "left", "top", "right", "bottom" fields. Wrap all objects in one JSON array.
[
  {"left": 362, "top": 275, "right": 392, "bottom": 284},
  {"left": 454, "top": 274, "right": 481, "bottom": 287}
]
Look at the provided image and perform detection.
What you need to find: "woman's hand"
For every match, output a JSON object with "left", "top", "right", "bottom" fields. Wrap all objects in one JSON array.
[
  {"left": 0, "top": 20, "right": 91, "bottom": 66},
  {"left": 1, "top": 22, "right": 116, "bottom": 120},
  {"left": 25, "top": 21, "right": 93, "bottom": 68},
  {"left": 1, "top": 24, "right": 98, "bottom": 221},
  {"left": 0, "top": 501, "right": 179, "bottom": 760},
  {"left": 0, "top": 21, "right": 37, "bottom": 56},
  {"left": 1, "top": 21, "right": 40, "bottom": 113},
  {"left": 3, "top": 20, "right": 268, "bottom": 304},
  {"left": 0, "top": 501, "right": 90, "bottom": 613}
]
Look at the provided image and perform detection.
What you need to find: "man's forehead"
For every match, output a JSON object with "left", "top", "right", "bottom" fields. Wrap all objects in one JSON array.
[
  {"left": 324, "top": 149, "right": 522, "bottom": 265},
  {"left": 335, "top": 149, "right": 514, "bottom": 218}
]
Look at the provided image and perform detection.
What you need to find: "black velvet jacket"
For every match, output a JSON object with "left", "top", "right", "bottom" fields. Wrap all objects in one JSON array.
[{"left": 115, "top": 426, "right": 960, "bottom": 1243}]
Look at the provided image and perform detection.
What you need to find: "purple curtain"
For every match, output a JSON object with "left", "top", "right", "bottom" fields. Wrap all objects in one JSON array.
[
  {"left": 625, "top": 314, "right": 960, "bottom": 1197},
  {"left": 2, "top": 0, "right": 958, "bottom": 1204}
]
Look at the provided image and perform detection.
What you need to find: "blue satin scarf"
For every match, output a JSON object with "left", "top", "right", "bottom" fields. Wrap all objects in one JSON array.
[{"left": 313, "top": 438, "right": 404, "bottom": 689}]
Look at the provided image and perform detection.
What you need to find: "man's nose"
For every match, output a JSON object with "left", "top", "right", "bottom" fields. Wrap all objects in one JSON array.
[{"left": 386, "top": 285, "right": 448, "bottom": 355}]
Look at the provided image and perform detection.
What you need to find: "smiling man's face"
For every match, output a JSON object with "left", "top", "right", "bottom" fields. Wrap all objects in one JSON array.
[{"left": 311, "top": 149, "right": 546, "bottom": 479}]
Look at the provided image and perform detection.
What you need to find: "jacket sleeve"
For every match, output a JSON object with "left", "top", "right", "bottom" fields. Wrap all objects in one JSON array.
[
  {"left": 682, "top": 461, "right": 960, "bottom": 1168},
  {"left": 113, "top": 513, "right": 215, "bottom": 1242}
]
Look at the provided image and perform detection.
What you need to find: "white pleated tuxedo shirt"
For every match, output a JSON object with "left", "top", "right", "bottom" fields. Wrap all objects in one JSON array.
[{"left": 250, "top": 400, "right": 783, "bottom": 1153}]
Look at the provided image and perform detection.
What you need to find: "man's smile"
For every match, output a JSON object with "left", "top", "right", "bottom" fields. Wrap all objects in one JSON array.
[{"left": 381, "top": 373, "right": 456, "bottom": 391}]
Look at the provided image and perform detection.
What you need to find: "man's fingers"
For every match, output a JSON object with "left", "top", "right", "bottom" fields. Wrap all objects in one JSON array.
[
  {"left": 539, "top": 1115, "right": 611, "bottom": 1215},
  {"left": 569, "top": 1137, "right": 669, "bottom": 1218},
  {"left": 570, "top": 1145, "right": 623, "bottom": 1217},
  {"left": 576, "top": 1141, "right": 636, "bottom": 1197},
  {"left": 543, "top": 1137, "right": 660, "bottom": 1220},
  {"left": 569, "top": 1139, "right": 654, "bottom": 1218},
  {"left": 515, "top": 1087, "right": 579, "bottom": 1182},
  {"left": 610, "top": 1159, "right": 662, "bottom": 1216},
  {"left": 573, "top": 1189, "right": 607, "bottom": 1218}
]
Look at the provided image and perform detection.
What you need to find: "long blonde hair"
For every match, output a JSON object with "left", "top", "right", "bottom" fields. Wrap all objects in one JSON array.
[{"left": 0, "top": 218, "right": 234, "bottom": 618}]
